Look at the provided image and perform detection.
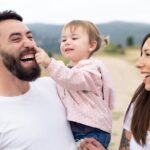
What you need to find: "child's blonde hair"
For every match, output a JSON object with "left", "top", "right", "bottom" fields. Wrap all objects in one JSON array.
[{"left": 62, "top": 20, "right": 108, "bottom": 57}]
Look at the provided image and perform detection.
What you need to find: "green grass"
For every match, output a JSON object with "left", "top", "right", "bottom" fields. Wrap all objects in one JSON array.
[{"left": 112, "top": 111, "right": 123, "bottom": 120}]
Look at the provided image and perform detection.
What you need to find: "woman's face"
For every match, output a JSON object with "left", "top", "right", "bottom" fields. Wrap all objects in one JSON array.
[{"left": 136, "top": 37, "right": 150, "bottom": 91}]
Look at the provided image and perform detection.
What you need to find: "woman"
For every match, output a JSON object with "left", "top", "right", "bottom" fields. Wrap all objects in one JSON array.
[
  {"left": 79, "top": 33, "right": 150, "bottom": 150},
  {"left": 119, "top": 33, "right": 150, "bottom": 150}
]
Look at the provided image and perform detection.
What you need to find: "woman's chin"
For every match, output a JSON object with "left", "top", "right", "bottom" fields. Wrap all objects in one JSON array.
[{"left": 145, "top": 85, "right": 150, "bottom": 91}]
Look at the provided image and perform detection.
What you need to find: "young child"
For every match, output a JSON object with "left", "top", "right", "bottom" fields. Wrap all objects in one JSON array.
[{"left": 35, "top": 20, "right": 115, "bottom": 149}]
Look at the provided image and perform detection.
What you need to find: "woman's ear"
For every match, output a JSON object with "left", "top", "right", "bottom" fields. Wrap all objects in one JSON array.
[{"left": 89, "top": 41, "right": 97, "bottom": 52}]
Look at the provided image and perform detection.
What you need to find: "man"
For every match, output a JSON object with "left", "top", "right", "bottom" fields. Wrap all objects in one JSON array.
[{"left": 0, "top": 10, "right": 74, "bottom": 149}]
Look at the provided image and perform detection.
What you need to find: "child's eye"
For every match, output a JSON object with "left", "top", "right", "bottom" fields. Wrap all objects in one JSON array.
[
  {"left": 72, "top": 37, "right": 78, "bottom": 40},
  {"left": 61, "top": 39, "right": 66, "bottom": 42}
]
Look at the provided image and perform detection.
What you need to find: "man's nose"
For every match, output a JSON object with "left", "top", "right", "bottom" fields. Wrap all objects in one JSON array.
[{"left": 23, "top": 38, "right": 36, "bottom": 48}]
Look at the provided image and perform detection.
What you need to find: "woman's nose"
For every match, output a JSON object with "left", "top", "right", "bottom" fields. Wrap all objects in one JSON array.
[{"left": 136, "top": 57, "right": 145, "bottom": 69}]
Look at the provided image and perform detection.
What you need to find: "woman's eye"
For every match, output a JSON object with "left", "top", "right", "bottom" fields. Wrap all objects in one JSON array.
[{"left": 146, "top": 53, "right": 150, "bottom": 56}]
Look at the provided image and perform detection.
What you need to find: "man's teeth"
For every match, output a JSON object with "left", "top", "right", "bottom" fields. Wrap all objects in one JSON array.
[{"left": 21, "top": 55, "right": 34, "bottom": 61}]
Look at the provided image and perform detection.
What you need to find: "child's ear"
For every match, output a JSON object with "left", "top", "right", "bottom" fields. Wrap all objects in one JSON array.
[{"left": 89, "top": 41, "right": 97, "bottom": 52}]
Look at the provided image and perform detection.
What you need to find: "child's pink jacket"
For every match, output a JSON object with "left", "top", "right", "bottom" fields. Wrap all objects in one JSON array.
[{"left": 47, "top": 58, "right": 115, "bottom": 133}]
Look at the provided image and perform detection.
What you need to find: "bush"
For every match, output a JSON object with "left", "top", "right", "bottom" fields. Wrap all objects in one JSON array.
[
  {"left": 55, "top": 55, "right": 70, "bottom": 65},
  {"left": 103, "top": 44, "right": 125, "bottom": 54}
]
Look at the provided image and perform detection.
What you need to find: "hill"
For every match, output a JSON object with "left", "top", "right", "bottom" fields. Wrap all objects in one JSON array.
[
  {"left": 28, "top": 21, "right": 150, "bottom": 54},
  {"left": 98, "top": 21, "right": 150, "bottom": 46}
]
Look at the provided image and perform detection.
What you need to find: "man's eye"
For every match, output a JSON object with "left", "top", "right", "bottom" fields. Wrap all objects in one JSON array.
[
  {"left": 28, "top": 36, "right": 33, "bottom": 40},
  {"left": 11, "top": 38, "right": 20, "bottom": 42}
]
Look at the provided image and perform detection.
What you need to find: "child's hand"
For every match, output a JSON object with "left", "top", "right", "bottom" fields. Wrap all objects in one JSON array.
[{"left": 34, "top": 46, "right": 51, "bottom": 68}]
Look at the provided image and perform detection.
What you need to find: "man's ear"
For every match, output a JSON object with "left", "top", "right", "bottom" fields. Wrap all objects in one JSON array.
[{"left": 89, "top": 41, "right": 97, "bottom": 52}]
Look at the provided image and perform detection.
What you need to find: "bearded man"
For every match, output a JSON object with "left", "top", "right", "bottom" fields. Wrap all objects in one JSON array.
[{"left": 0, "top": 10, "right": 74, "bottom": 150}]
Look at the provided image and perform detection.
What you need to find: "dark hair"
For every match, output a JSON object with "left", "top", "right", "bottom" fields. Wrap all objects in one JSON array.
[
  {"left": 125, "top": 33, "right": 150, "bottom": 146},
  {"left": 0, "top": 10, "right": 23, "bottom": 22},
  {"left": 141, "top": 33, "right": 150, "bottom": 53}
]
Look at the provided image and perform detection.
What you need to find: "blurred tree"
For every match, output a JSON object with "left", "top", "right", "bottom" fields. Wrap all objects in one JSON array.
[
  {"left": 103, "top": 44, "right": 120, "bottom": 54},
  {"left": 126, "top": 36, "right": 134, "bottom": 46},
  {"left": 48, "top": 52, "right": 53, "bottom": 57}
]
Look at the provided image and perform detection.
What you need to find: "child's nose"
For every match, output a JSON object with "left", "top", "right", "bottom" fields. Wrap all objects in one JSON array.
[{"left": 65, "top": 39, "right": 71, "bottom": 45}]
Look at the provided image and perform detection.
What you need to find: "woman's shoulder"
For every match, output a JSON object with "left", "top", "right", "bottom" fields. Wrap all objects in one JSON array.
[{"left": 123, "top": 102, "right": 135, "bottom": 131}]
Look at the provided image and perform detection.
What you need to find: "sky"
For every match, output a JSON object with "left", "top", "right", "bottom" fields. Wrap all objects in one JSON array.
[{"left": 0, "top": 0, "right": 150, "bottom": 25}]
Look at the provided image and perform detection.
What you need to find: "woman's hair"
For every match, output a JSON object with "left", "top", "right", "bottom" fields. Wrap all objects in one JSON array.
[
  {"left": 125, "top": 33, "right": 150, "bottom": 146},
  {"left": 62, "top": 20, "right": 108, "bottom": 57}
]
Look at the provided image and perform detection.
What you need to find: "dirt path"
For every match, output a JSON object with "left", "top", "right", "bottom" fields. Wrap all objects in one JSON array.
[{"left": 95, "top": 56, "right": 142, "bottom": 150}]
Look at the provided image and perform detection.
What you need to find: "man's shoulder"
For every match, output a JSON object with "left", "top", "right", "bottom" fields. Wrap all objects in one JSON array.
[{"left": 30, "top": 77, "right": 60, "bottom": 100}]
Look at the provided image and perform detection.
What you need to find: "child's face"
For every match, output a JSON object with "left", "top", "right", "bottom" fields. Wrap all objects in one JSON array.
[{"left": 60, "top": 26, "right": 94, "bottom": 65}]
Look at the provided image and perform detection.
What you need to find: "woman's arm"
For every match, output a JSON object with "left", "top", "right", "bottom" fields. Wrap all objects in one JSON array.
[{"left": 119, "top": 129, "right": 131, "bottom": 150}]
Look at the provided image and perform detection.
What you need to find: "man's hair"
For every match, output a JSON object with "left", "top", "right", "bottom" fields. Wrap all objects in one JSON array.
[{"left": 0, "top": 10, "right": 23, "bottom": 22}]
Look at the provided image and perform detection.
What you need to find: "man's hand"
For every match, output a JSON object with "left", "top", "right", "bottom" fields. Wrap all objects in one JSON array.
[{"left": 78, "top": 138, "right": 106, "bottom": 150}]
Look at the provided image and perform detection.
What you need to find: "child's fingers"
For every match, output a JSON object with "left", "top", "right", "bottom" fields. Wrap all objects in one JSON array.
[
  {"left": 33, "top": 45, "right": 39, "bottom": 52},
  {"left": 33, "top": 45, "right": 43, "bottom": 53}
]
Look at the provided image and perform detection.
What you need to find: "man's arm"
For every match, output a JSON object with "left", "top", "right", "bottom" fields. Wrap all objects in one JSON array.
[{"left": 119, "top": 129, "right": 131, "bottom": 150}]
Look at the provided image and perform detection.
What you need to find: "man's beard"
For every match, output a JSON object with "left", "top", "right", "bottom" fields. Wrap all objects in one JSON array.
[{"left": 1, "top": 49, "right": 41, "bottom": 81}]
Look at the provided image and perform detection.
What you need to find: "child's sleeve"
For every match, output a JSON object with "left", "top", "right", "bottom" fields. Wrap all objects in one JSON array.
[{"left": 46, "top": 58, "right": 102, "bottom": 92}]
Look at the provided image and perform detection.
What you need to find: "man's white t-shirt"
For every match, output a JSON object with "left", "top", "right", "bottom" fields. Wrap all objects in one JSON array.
[
  {"left": 123, "top": 104, "right": 150, "bottom": 150},
  {"left": 0, "top": 77, "right": 75, "bottom": 150}
]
